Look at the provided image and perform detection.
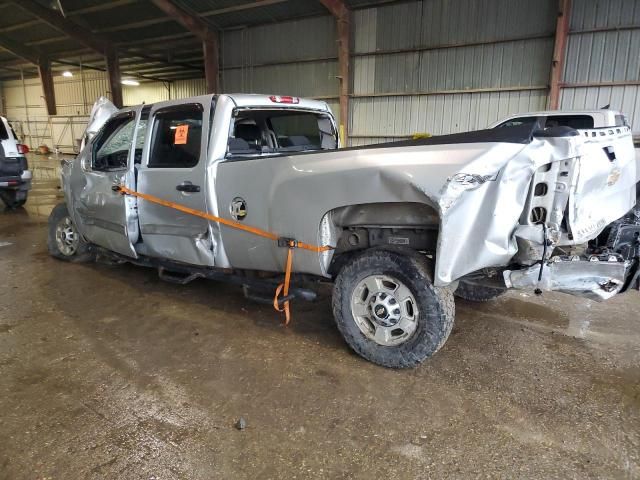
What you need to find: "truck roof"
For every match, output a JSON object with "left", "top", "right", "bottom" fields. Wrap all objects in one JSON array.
[
  {"left": 223, "top": 93, "right": 331, "bottom": 113},
  {"left": 489, "top": 109, "right": 625, "bottom": 129}
]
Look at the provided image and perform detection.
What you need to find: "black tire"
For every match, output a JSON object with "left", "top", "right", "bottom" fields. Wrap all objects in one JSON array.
[
  {"left": 454, "top": 281, "right": 505, "bottom": 302},
  {"left": 0, "top": 190, "right": 27, "bottom": 209},
  {"left": 332, "top": 249, "right": 455, "bottom": 368},
  {"left": 47, "top": 203, "right": 94, "bottom": 262}
]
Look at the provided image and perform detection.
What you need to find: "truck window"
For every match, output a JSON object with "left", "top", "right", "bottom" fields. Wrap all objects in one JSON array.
[
  {"left": 495, "top": 116, "right": 539, "bottom": 129},
  {"left": 227, "top": 109, "right": 337, "bottom": 157},
  {"left": 149, "top": 104, "right": 203, "bottom": 168},
  {"left": 269, "top": 113, "right": 322, "bottom": 149},
  {"left": 544, "top": 115, "right": 594, "bottom": 129},
  {"left": 133, "top": 119, "right": 147, "bottom": 164},
  {"left": 9, "top": 124, "right": 19, "bottom": 142},
  {"left": 615, "top": 114, "right": 629, "bottom": 127},
  {"left": 93, "top": 114, "right": 136, "bottom": 171}
]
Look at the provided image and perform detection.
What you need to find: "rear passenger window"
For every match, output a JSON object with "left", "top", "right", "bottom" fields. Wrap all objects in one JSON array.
[
  {"left": 270, "top": 113, "right": 322, "bottom": 149},
  {"left": 545, "top": 115, "right": 594, "bottom": 129},
  {"left": 149, "top": 104, "right": 203, "bottom": 168}
]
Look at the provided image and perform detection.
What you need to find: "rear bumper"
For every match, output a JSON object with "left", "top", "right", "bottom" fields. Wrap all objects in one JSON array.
[
  {"left": 0, "top": 170, "right": 32, "bottom": 189},
  {"left": 504, "top": 256, "right": 637, "bottom": 302}
]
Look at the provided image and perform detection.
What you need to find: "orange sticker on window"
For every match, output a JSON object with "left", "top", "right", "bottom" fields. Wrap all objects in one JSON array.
[{"left": 174, "top": 124, "right": 189, "bottom": 145}]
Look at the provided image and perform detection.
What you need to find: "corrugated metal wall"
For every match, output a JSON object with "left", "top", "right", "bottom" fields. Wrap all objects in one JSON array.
[
  {"left": 1, "top": 0, "right": 639, "bottom": 151},
  {"left": 560, "top": 0, "right": 640, "bottom": 135},
  {"left": 219, "top": 15, "right": 340, "bottom": 124},
  {"left": 3, "top": 71, "right": 112, "bottom": 151},
  {"left": 0, "top": 73, "right": 209, "bottom": 152},
  {"left": 124, "top": 78, "right": 210, "bottom": 105},
  {"left": 350, "top": 0, "right": 556, "bottom": 145}
]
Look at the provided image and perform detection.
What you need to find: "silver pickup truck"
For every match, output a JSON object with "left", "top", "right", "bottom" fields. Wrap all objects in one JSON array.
[{"left": 48, "top": 94, "right": 639, "bottom": 368}]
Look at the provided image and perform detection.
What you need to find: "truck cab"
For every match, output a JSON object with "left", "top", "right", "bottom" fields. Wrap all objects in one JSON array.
[{"left": 57, "top": 94, "right": 338, "bottom": 266}]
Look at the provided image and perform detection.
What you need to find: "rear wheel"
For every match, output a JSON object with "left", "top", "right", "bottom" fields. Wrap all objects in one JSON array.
[
  {"left": 332, "top": 249, "right": 455, "bottom": 368},
  {"left": 47, "top": 203, "right": 94, "bottom": 262},
  {"left": 0, "top": 190, "right": 27, "bottom": 209},
  {"left": 454, "top": 281, "right": 505, "bottom": 302}
]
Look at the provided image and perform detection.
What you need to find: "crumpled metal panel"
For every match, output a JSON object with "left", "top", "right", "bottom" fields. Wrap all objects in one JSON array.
[
  {"left": 216, "top": 120, "right": 636, "bottom": 289},
  {"left": 435, "top": 134, "right": 580, "bottom": 284},
  {"left": 79, "top": 96, "right": 118, "bottom": 151},
  {"left": 566, "top": 130, "right": 638, "bottom": 244},
  {"left": 504, "top": 258, "right": 628, "bottom": 302}
]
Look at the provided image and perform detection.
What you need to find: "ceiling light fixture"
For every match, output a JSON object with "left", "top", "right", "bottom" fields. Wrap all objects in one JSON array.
[
  {"left": 121, "top": 79, "right": 140, "bottom": 86},
  {"left": 62, "top": 71, "right": 73, "bottom": 77}
]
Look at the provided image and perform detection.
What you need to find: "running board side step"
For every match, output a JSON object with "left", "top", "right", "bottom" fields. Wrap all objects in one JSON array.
[
  {"left": 158, "top": 267, "right": 204, "bottom": 285},
  {"left": 93, "top": 246, "right": 318, "bottom": 304}
]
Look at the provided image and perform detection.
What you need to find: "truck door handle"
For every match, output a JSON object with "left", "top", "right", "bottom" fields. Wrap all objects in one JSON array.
[{"left": 176, "top": 181, "right": 200, "bottom": 193}]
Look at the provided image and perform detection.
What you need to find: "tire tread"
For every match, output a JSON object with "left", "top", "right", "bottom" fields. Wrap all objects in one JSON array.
[{"left": 332, "top": 249, "right": 455, "bottom": 368}]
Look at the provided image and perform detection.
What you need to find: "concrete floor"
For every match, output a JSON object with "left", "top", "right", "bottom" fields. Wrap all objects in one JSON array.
[{"left": 1, "top": 156, "right": 639, "bottom": 479}]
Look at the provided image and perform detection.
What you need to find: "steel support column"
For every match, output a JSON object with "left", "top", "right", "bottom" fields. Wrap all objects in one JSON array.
[
  {"left": 320, "top": 0, "right": 350, "bottom": 145},
  {"left": 548, "top": 0, "right": 571, "bottom": 110},
  {"left": 203, "top": 31, "right": 220, "bottom": 93},
  {"left": 38, "top": 58, "right": 56, "bottom": 115},
  {"left": 106, "top": 48, "right": 123, "bottom": 108},
  {"left": 0, "top": 34, "right": 57, "bottom": 115}
]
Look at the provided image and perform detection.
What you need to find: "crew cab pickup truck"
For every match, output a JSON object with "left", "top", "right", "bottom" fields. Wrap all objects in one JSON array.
[
  {"left": 48, "top": 94, "right": 639, "bottom": 368},
  {"left": 0, "top": 116, "right": 31, "bottom": 208}
]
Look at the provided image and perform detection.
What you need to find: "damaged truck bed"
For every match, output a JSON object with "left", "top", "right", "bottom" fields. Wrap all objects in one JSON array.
[{"left": 49, "top": 94, "right": 639, "bottom": 368}]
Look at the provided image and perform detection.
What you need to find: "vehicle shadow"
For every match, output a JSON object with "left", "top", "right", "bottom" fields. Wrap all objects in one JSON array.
[
  {"left": 1, "top": 205, "right": 28, "bottom": 215},
  {"left": 76, "top": 257, "right": 343, "bottom": 344}
]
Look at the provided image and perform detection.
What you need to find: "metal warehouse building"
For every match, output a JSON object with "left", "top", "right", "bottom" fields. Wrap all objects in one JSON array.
[
  {"left": 1, "top": 0, "right": 639, "bottom": 149},
  {"left": 1, "top": 1, "right": 639, "bottom": 479}
]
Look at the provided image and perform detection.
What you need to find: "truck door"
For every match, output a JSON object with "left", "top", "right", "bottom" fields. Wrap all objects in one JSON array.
[
  {"left": 74, "top": 106, "right": 145, "bottom": 257},
  {"left": 136, "top": 96, "right": 215, "bottom": 266}
]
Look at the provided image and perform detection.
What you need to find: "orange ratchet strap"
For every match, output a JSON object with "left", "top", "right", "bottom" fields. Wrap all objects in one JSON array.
[{"left": 115, "top": 185, "right": 332, "bottom": 324}]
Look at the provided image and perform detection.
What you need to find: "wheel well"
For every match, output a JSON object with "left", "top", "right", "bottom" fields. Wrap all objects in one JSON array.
[{"left": 326, "top": 202, "right": 440, "bottom": 276}]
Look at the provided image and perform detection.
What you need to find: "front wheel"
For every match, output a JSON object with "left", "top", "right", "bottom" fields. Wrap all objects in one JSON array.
[
  {"left": 0, "top": 190, "right": 27, "bottom": 209},
  {"left": 332, "top": 249, "right": 455, "bottom": 368},
  {"left": 47, "top": 203, "right": 94, "bottom": 262}
]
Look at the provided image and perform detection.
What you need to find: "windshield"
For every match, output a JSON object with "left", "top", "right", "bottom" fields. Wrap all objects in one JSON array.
[{"left": 227, "top": 109, "right": 337, "bottom": 157}]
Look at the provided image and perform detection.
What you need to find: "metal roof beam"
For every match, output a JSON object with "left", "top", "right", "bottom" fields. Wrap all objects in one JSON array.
[
  {"left": 0, "top": 0, "right": 138, "bottom": 34},
  {"left": 0, "top": 34, "right": 40, "bottom": 64},
  {"left": 12, "top": 0, "right": 109, "bottom": 54},
  {"left": 96, "top": 0, "right": 289, "bottom": 34},
  {"left": 10, "top": 0, "right": 126, "bottom": 107},
  {"left": 0, "top": 34, "right": 57, "bottom": 114},
  {"left": 10, "top": 0, "right": 206, "bottom": 103},
  {"left": 150, "top": 0, "right": 218, "bottom": 92}
]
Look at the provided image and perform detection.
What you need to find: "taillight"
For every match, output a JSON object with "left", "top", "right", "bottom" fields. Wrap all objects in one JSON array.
[
  {"left": 17, "top": 144, "right": 29, "bottom": 154},
  {"left": 269, "top": 95, "right": 299, "bottom": 104}
]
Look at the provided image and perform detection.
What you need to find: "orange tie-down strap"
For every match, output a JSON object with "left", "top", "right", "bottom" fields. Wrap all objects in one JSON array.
[{"left": 115, "top": 185, "right": 333, "bottom": 324}]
